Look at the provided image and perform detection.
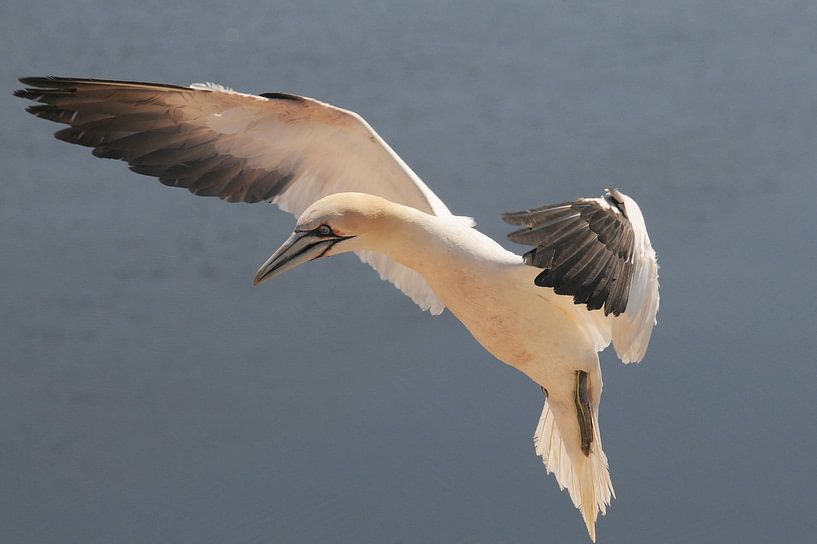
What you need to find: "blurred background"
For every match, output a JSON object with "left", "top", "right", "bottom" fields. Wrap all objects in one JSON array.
[{"left": 2, "top": 1, "right": 815, "bottom": 542}]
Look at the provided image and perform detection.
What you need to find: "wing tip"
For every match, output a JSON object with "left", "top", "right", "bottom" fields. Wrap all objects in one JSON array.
[
  {"left": 18, "top": 75, "right": 53, "bottom": 86},
  {"left": 499, "top": 210, "right": 523, "bottom": 224},
  {"left": 17, "top": 76, "right": 192, "bottom": 93},
  {"left": 16, "top": 76, "right": 58, "bottom": 99}
]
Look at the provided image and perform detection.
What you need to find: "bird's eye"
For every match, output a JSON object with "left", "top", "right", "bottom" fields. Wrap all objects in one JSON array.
[{"left": 317, "top": 225, "right": 332, "bottom": 236}]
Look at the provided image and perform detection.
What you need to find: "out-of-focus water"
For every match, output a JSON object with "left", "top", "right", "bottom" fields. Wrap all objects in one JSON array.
[{"left": 1, "top": 1, "right": 815, "bottom": 542}]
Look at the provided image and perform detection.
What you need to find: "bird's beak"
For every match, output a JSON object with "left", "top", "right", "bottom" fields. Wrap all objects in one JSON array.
[{"left": 252, "top": 231, "right": 344, "bottom": 286}]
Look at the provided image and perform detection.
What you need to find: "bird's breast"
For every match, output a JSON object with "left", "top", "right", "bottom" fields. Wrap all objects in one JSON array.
[
  {"left": 426, "top": 262, "right": 594, "bottom": 378},
  {"left": 378, "top": 218, "right": 598, "bottom": 379}
]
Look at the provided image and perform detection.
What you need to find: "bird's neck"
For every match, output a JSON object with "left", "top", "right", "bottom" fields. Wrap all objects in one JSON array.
[
  {"left": 361, "top": 202, "right": 514, "bottom": 276},
  {"left": 363, "top": 203, "right": 442, "bottom": 273}
]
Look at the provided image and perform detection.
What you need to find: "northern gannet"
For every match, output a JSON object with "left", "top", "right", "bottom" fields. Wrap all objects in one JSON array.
[{"left": 16, "top": 77, "right": 660, "bottom": 541}]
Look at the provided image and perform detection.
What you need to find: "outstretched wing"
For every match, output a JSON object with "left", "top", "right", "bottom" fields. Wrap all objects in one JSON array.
[
  {"left": 16, "top": 76, "right": 469, "bottom": 314},
  {"left": 502, "top": 188, "right": 659, "bottom": 362}
]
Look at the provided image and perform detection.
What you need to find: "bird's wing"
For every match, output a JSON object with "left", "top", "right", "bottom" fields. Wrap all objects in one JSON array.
[
  {"left": 607, "top": 192, "right": 659, "bottom": 363},
  {"left": 17, "top": 77, "right": 469, "bottom": 314},
  {"left": 502, "top": 188, "right": 659, "bottom": 362}
]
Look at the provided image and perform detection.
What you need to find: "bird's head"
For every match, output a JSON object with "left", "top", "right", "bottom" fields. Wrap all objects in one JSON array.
[{"left": 252, "top": 192, "right": 389, "bottom": 286}]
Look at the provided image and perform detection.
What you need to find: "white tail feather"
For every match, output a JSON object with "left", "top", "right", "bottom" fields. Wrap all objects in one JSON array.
[{"left": 533, "top": 398, "right": 614, "bottom": 542}]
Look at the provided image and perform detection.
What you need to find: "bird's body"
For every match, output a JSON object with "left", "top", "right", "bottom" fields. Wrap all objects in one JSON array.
[
  {"left": 362, "top": 199, "right": 592, "bottom": 379},
  {"left": 285, "top": 193, "right": 619, "bottom": 539},
  {"left": 16, "top": 77, "right": 659, "bottom": 541}
]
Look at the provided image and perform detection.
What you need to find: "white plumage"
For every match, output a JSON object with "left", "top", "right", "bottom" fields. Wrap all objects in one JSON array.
[{"left": 17, "top": 77, "right": 660, "bottom": 542}]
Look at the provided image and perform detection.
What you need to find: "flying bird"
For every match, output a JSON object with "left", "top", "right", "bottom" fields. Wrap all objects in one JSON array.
[{"left": 16, "top": 77, "right": 659, "bottom": 541}]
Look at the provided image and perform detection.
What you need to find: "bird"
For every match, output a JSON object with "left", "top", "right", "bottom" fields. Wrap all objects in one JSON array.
[{"left": 15, "top": 76, "right": 659, "bottom": 541}]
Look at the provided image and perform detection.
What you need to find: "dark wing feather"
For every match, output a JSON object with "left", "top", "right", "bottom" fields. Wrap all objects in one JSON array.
[
  {"left": 16, "top": 77, "right": 297, "bottom": 203},
  {"left": 502, "top": 190, "right": 636, "bottom": 316},
  {"left": 15, "top": 77, "right": 454, "bottom": 220}
]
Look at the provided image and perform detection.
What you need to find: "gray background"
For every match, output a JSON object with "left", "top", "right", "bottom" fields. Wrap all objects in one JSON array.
[{"left": 2, "top": 1, "right": 816, "bottom": 542}]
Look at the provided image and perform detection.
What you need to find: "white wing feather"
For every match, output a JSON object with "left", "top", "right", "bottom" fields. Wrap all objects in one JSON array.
[{"left": 611, "top": 194, "right": 659, "bottom": 363}]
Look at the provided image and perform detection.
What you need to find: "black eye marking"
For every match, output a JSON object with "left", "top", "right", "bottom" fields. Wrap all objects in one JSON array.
[{"left": 316, "top": 224, "right": 333, "bottom": 236}]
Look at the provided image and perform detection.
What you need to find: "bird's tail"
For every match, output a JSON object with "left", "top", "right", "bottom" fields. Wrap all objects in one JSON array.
[{"left": 533, "top": 397, "right": 614, "bottom": 542}]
